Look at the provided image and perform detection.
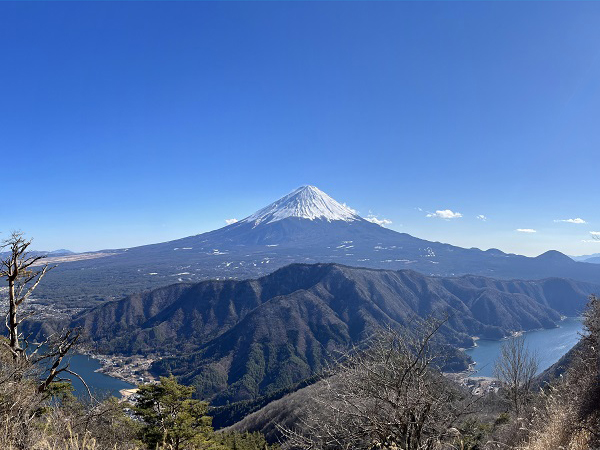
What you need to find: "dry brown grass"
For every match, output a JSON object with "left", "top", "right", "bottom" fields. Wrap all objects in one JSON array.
[
  {"left": 32, "top": 428, "right": 103, "bottom": 450},
  {"left": 521, "top": 396, "right": 592, "bottom": 450}
]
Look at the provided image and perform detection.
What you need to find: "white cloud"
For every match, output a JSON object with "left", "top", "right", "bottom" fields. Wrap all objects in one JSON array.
[
  {"left": 365, "top": 215, "right": 392, "bottom": 227},
  {"left": 583, "top": 232, "right": 600, "bottom": 242},
  {"left": 476, "top": 215, "right": 487, "bottom": 221},
  {"left": 554, "top": 218, "right": 587, "bottom": 224},
  {"left": 516, "top": 228, "right": 537, "bottom": 233},
  {"left": 416, "top": 207, "right": 423, "bottom": 212},
  {"left": 426, "top": 210, "right": 462, "bottom": 220},
  {"left": 225, "top": 218, "right": 238, "bottom": 225}
]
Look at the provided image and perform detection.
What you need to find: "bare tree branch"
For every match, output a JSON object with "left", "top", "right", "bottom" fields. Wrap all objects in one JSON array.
[
  {"left": 279, "top": 316, "right": 473, "bottom": 450},
  {"left": 493, "top": 335, "right": 539, "bottom": 417},
  {"left": 63, "top": 369, "right": 94, "bottom": 401}
]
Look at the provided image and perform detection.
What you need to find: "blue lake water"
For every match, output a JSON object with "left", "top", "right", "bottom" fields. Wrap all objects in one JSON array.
[
  {"left": 50, "top": 317, "right": 585, "bottom": 395},
  {"left": 464, "top": 317, "right": 584, "bottom": 377},
  {"left": 56, "top": 353, "right": 135, "bottom": 398}
]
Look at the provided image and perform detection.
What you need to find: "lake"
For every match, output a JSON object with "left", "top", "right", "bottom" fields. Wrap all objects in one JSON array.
[
  {"left": 464, "top": 317, "right": 584, "bottom": 377},
  {"left": 55, "top": 317, "right": 585, "bottom": 395},
  {"left": 56, "top": 353, "right": 135, "bottom": 398}
]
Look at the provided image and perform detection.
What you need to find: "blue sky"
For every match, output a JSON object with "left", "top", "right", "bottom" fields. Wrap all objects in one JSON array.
[{"left": 1, "top": 1, "right": 600, "bottom": 256}]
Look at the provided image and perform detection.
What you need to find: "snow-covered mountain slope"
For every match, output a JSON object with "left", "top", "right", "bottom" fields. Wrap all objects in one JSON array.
[{"left": 242, "top": 185, "right": 360, "bottom": 225}]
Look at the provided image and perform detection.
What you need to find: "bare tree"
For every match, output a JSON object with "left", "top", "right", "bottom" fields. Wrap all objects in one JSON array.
[
  {"left": 0, "top": 231, "right": 53, "bottom": 360},
  {"left": 280, "top": 318, "right": 475, "bottom": 450},
  {"left": 493, "top": 335, "right": 539, "bottom": 417},
  {"left": 0, "top": 231, "right": 89, "bottom": 396}
]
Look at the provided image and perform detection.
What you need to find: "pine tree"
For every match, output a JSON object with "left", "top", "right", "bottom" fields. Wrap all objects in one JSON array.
[{"left": 133, "top": 376, "right": 226, "bottom": 450}]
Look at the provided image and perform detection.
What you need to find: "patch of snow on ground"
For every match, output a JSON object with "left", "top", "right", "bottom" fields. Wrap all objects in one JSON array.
[{"left": 424, "top": 247, "right": 436, "bottom": 257}]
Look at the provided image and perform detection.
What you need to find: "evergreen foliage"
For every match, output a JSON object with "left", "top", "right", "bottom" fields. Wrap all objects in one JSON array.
[
  {"left": 133, "top": 376, "right": 278, "bottom": 450},
  {"left": 133, "top": 376, "right": 225, "bottom": 450}
]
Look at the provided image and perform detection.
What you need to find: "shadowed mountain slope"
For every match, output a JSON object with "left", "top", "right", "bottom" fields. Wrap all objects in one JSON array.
[{"left": 72, "top": 263, "right": 598, "bottom": 404}]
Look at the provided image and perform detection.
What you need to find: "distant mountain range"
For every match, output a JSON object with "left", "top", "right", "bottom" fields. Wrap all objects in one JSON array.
[
  {"left": 71, "top": 263, "right": 598, "bottom": 405},
  {"left": 47, "top": 249, "right": 76, "bottom": 256},
  {"left": 35, "top": 186, "right": 600, "bottom": 307},
  {"left": 0, "top": 248, "right": 75, "bottom": 258},
  {"left": 571, "top": 253, "right": 600, "bottom": 264}
]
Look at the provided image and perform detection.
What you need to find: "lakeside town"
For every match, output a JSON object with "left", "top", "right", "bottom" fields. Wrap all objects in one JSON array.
[{"left": 85, "top": 351, "right": 157, "bottom": 387}]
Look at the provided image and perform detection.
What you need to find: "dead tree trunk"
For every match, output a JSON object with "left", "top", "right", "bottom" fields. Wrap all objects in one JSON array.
[
  {"left": 1, "top": 231, "right": 50, "bottom": 360},
  {"left": 1, "top": 231, "right": 89, "bottom": 397}
]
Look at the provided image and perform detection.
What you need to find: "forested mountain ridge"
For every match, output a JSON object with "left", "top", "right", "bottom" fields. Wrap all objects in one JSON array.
[{"left": 70, "top": 263, "right": 598, "bottom": 404}]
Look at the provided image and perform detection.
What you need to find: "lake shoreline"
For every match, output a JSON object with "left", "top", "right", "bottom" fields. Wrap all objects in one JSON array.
[
  {"left": 464, "top": 316, "right": 583, "bottom": 350},
  {"left": 463, "top": 316, "right": 583, "bottom": 378},
  {"left": 78, "top": 349, "right": 158, "bottom": 387}
]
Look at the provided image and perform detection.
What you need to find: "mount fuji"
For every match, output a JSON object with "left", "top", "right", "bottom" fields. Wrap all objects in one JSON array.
[
  {"left": 38, "top": 185, "right": 600, "bottom": 307},
  {"left": 192, "top": 185, "right": 392, "bottom": 246}
]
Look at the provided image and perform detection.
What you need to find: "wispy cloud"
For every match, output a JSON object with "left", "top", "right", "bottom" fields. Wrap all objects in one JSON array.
[
  {"left": 581, "top": 240, "right": 600, "bottom": 243},
  {"left": 365, "top": 215, "right": 392, "bottom": 227},
  {"left": 554, "top": 218, "right": 587, "bottom": 224},
  {"left": 583, "top": 231, "right": 600, "bottom": 242},
  {"left": 476, "top": 214, "right": 487, "bottom": 221},
  {"left": 426, "top": 210, "right": 462, "bottom": 220},
  {"left": 516, "top": 228, "right": 537, "bottom": 233},
  {"left": 225, "top": 218, "right": 238, "bottom": 225}
]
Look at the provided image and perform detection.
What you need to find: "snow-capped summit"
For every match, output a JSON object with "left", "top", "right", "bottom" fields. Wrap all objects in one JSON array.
[{"left": 241, "top": 185, "right": 361, "bottom": 226}]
